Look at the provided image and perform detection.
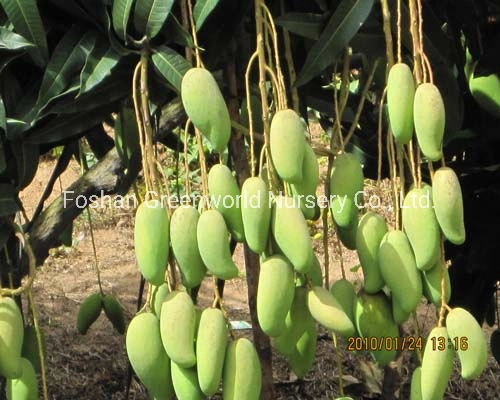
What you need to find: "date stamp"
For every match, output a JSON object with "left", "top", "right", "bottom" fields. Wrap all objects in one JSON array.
[{"left": 347, "top": 336, "right": 423, "bottom": 352}]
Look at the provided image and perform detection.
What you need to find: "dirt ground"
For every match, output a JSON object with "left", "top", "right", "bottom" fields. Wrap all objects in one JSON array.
[{"left": 15, "top": 150, "right": 500, "bottom": 399}]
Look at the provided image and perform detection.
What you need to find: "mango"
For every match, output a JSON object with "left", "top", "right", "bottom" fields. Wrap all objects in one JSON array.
[
  {"left": 446, "top": 307, "right": 487, "bottom": 380},
  {"left": 432, "top": 167, "right": 465, "bottom": 245},
  {"left": 6, "top": 358, "right": 38, "bottom": 400},
  {"left": 0, "top": 297, "right": 23, "bottom": 378},
  {"left": 422, "top": 261, "right": 451, "bottom": 307},
  {"left": 241, "top": 176, "right": 271, "bottom": 253},
  {"left": 413, "top": 83, "right": 445, "bottom": 161},
  {"left": 392, "top": 294, "right": 411, "bottom": 324},
  {"left": 330, "top": 279, "right": 356, "bottom": 323},
  {"left": 170, "top": 205, "right": 207, "bottom": 287},
  {"left": 307, "top": 286, "right": 355, "bottom": 337},
  {"left": 307, "top": 253, "right": 323, "bottom": 286},
  {"left": 181, "top": 67, "right": 231, "bottom": 153},
  {"left": 354, "top": 290, "right": 398, "bottom": 366},
  {"left": 410, "top": 367, "right": 423, "bottom": 400},
  {"left": 421, "top": 326, "right": 453, "bottom": 400},
  {"left": 171, "top": 361, "right": 205, "bottom": 400},
  {"left": 271, "top": 195, "right": 313, "bottom": 273},
  {"left": 126, "top": 312, "right": 174, "bottom": 399},
  {"left": 160, "top": 290, "right": 197, "bottom": 368},
  {"left": 469, "top": 69, "right": 500, "bottom": 118},
  {"left": 197, "top": 209, "right": 239, "bottom": 280},
  {"left": 134, "top": 200, "right": 169, "bottom": 285},
  {"left": 336, "top": 210, "right": 358, "bottom": 250},
  {"left": 269, "top": 109, "right": 305, "bottom": 183},
  {"left": 378, "top": 230, "right": 422, "bottom": 313},
  {"left": 331, "top": 196, "right": 358, "bottom": 228},
  {"left": 152, "top": 283, "right": 169, "bottom": 317},
  {"left": 21, "top": 326, "right": 45, "bottom": 374},
  {"left": 196, "top": 308, "right": 228, "bottom": 396},
  {"left": 356, "top": 212, "right": 388, "bottom": 293},
  {"left": 257, "top": 255, "right": 295, "bottom": 337},
  {"left": 208, "top": 164, "right": 245, "bottom": 242},
  {"left": 402, "top": 186, "right": 441, "bottom": 271},
  {"left": 287, "top": 323, "right": 317, "bottom": 378},
  {"left": 223, "top": 338, "right": 262, "bottom": 400},
  {"left": 103, "top": 294, "right": 126, "bottom": 334},
  {"left": 387, "top": 63, "right": 415, "bottom": 144},
  {"left": 76, "top": 292, "right": 103, "bottom": 335},
  {"left": 329, "top": 152, "right": 364, "bottom": 199}
]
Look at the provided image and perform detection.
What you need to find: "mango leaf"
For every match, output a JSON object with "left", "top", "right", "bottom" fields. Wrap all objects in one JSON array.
[
  {"left": 275, "top": 12, "right": 326, "bottom": 40},
  {"left": 163, "top": 14, "right": 194, "bottom": 47},
  {"left": 133, "top": 0, "right": 174, "bottom": 40},
  {"left": 13, "top": 141, "right": 38, "bottom": 190},
  {"left": 295, "top": 0, "right": 374, "bottom": 87},
  {"left": 151, "top": 46, "right": 191, "bottom": 93},
  {"left": 0, "top": 26, "right": 34, "bottom": 51},
  {"left": 112, "top": 0, "right": 134, "bottom": 42},
  {"left": 0, "top": 183, "right": 19, "bottom": 217},
  {"left": 5, "top": 118, "right": 28, "bottom": 141},
  {"left": 79, "top": 42, "right": 121, "bottom": 95},
  {"left": 0, "top": 0, "right": 48, "bottom": 66},
  {"left": 194, "top": 0, "right": 219, "bottom": 31}
]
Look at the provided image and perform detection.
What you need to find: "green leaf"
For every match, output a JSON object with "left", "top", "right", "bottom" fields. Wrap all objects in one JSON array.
[
  {"left": 79, "top": 42, "right": 121, "bottom": 95},
  {"left": 275, "top": 12, "right": 326, "bottom": 40},
  {"left": 0, "top": 183, "right": 19, "bottom": 217},
  {"left": 164, "top": 14, "right": 194, "bottom": 47},
  {"left": 0, "top": 26, "right": 34, "bottom": 51},
  {"left": 0, "top": 0, "right": 48, "bottom": 66},
  {"left": 194, "top": 0, "right": 219, "bottom": 31},
  {"left": 13, "top": 141, "right": 38, "bottom": 190},
  {"left": 112, "top": 0, "right": 134, "bottom": 42},
  {"left": 151, "top": 46, "right": 190, "bottom": 93},
  {"left": 295, "top": 0, "right": 374, "bottom": 87},
  {"left": 133, "top": 0, "right": 174, "bottom": 40}
]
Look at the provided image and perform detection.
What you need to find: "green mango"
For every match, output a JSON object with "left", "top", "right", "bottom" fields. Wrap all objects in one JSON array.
[
  {"left": 208, "top": 164, "right": 245, "bottom": 242},
  {"left": 160, "top": 291, "right": 197, "bottom": 368},
  {"left": 469, "top": 68, "right": 500, "bottom": 118},
  {"left": 421, "top": 261, "right": 451, "bottom": 307},
  {"left": 378, "top": 230, "right": 422, "bottom": 313},
  {"left": 170, "top": 205, "right": 207, "bottom": 288},
  {"left": 356, "top": 212, "right": 388, "bottom": 293},
  {"left": 134, "top": 200, "right": 170, "bottom": 286},
  {"left": 196, "top": 308, "right": 228, "bottom": 396},
  {"left": 6, "top": 358, "right": 38, "bottom": 400},
  {"left": 432, "top": 167, "right": 465, "bottom": 245},
  {"left": 287, "top": 323, "right": 317, "bottom": 378},
  {"left": 413, "top": 83, "right": 445, "bottom": 161},
  {"left": 271, "top": 195, "right": 313, "bottom": 273},
  {"left": 446, "top": 307, "right": 487, "bottom": 380},
  {"left": 126, "top": 312, "right": 174, "bottom": 399},
  {"left": 354, "top": 290, "right": 398, "bottom": 366},
  {"left": 257, "top": 255, "right": 295, "bottom": 337},
  {"left": 329, "top": 152, "right": 364, "bottom": 199},
  {"left": 76, "top": 292, "right": 103, "bottom": 335},
  {"left": 0, "top": 297, "right": 24, "bottom": 378},
  {"left": 307, "top": 286, "right": 355, "bottom": 337},
  {"left": 330, "top": 279, "right": 356, "bottom": 324},
  {"left": 269, "top": 109, "right": 306, "bottom": 183},
  {"left": 336, "top": 210, "right": 358, "bottom": 251},
  {"left": 307, "top": 253, "right": 323, "bottom": 286},
  {"left": 197, "top": 209, "right": 239, "bottom": 280},
  {"left": 223, "top": 338, "right": 262, "bottom": 400},
  {"left": 387, "top": 63, "right": 415, "bottom": 144},
  {"left": 290, "top": 142, "right": 319, "bottom": 220},
  {"left": 402, "top": 186, "right": 441, "bottom": 271},
  {"left": 392, "top": 294, "right": 411, "bottom": 325},
  {"left": 171, "top": 361, "right": 205, "bottom": 400},
  {"left": 103, "top": 294, "right": 126, "bottom": 334},
  {"left": 241, "top": 176, "right": 271, "bottom": 253},
  {"left": 152, "top": 283, "right": 169, "bottom": 317},
  {"left": 410, "top": 366, "right": 423, "bottom": 400},
  {"left": 421, "top": 326, "right": 454, "bottom": 400},
  {"left": 181, "top": 67, "right": 231, "bottom": 153},
  {"left": 21, "top": 326, "right": 45, "bottom": 374},
  {"left": 331, "top": 196, "right": 358, "bottom": 228}
]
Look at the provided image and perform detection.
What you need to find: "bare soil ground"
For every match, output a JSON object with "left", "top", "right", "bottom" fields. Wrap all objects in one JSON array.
[{"left": 16, "top": 148, "right": 500, "bottom": 399}]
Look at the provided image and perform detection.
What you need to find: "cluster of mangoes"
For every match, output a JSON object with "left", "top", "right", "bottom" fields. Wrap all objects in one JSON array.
[{"left": 76, "top": 292, "right": 125, "bottom": 335}]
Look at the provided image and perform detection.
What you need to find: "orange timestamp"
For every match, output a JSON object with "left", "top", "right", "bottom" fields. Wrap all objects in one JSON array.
[{"left": 347, "top": 336, "right": 423, "bottom": 352}]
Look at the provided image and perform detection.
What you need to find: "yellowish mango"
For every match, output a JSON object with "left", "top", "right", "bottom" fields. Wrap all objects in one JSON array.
[
  {"left": 330, "top": 279, "right": 356, "bottom": 323},
  {"left": 6, "top": 358, "right": 38, "bottom": 400},
  {"left": 152, "top": 283, "right": 169, "bottom": 317},
  {"left": 290, "top": 142, "right": 319, "bottom": 220},
  {"left": 410, "top": 366, "right": 423, "bottom": 400},
  {"left": 287, "top": 323, "right": 317, "bottom": 378},
  {"left": 422, "top": 261, "right": 451, "bottom": 307},
  {"left": 171, "top": 361, "right": 205, "bottom": 400},
  {"left": 387, "top": 63, "right": 415, "bottom": 144},
  {"left": 329, "top": 153, "right": 364, "bottom": 198}
]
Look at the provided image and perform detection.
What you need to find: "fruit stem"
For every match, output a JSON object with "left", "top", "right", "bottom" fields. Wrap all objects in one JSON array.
[
  {"left": 332, "top": 332, "right": 345, "bottom": 396},
  {"left": 280, "top": 0, "right": 299, "bottom": 112},
  {"left": 380, "top": 0, "right": 395, "bottom": 66}
]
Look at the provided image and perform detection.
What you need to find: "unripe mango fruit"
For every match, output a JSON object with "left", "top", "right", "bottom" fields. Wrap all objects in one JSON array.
[
  {"left": 103, "top": 294, "right": 126, "bottom": 334},
  {"left": 241, "top": 176, "right": 271, "bottom": 253},
  {"left": 354, "top": 290, "right": 398, "bottom": 366},
  {"left": 402, "top": 186, "right": 441, "bottom": 271},
  {"left": 21, "top": 326, "right": 45, "bottom": 374},
  {"left": 410, "top": 366, "right": 423, "bottom": 400},
  {"left": 392, "top": 294, "right": 411, "bottom": 324},
  {"left": 257, "top": 256, "right": 295, "bottom": 337},
  {"left": 270, "top": 109, "right": 305, "bottom": 183},
  {"left": 208, "top": 164, "right": 245, "bottom": 242},
  {"left": 387, "top": 63, "right": 415, "bottom": 144},
  {"left": 307, "top": 286, "right": 355, "bottom": 337},
  {"left": 134, "top": 200, "right": 169, "bottom": 286},
  {"left": 170, "top": 205, "right": 207, "bottom": 287},
  {"left": 271, "top": 195, "right": 313, "bottom": 273},
  {"left": 432, "top": 167, "right": 465, "bottom": 245},
  {"left": 287, "top": 323, "right": 317, "bottom": 378},
  {"left": 0, "top": 297, "right": 24, "bottom": 378},
  {"left": 421, "top": 326, "right": 454, "bottom": 400},
  {"left": 329, "top": 153, "right": 364, "bottom": 198},
  {"left": 196, "top": 308, "right": 228, "bottom": 396},
  {"left": 336, "top": 212, "right": 358, "bottom": 250},
  {"left": 307, "top": 253, "right": 323, "bottom": 286},
  {"left": 413, "top": 83, "right": 445, "bottom": 161},
  {"left": 356, "top": 212, "right": 388, "bottom": 293},
  {"left": 76, "top": 292, "right": 103, "bottom": 335},
  {"left": 6, "top": 358, "right": 38, "bottom": 400},
  {"left": 378, "top": 230, "right": 422, "bottom": 313},
  {"left": 422, "top": 261, "right": 451, "bottom": 307},
  {"left": 223, "top": 338, "right": 262, "bottom": 400},
  {"left": 126, "top": 312, "right": 174, "bottom": 399},
  {"left": 152, "top": 283, "right": 169, "bottom": 317},
  {"left": 197, "top": 209, "right": 239, "bottom": 280},
  {"left": 330, "top": 279, "right": 356, "bottom": 324},
  {"left": 171, "top": 361, "right": 205, "bottom": 400},
  {"left": 469, "top": 69, "right": 500, "bottom": 118},
  {"left": 160, "top": 291, "right": 197, "bottom": 368},
  {"left": 446, "top": 307, "right": 487, "bottom": 380},
  {"left": 181, "top": 67, "right": 231, "bottom": 153}
]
